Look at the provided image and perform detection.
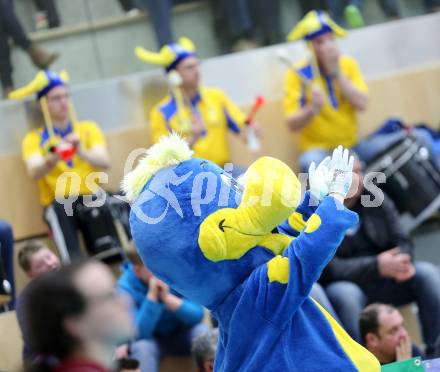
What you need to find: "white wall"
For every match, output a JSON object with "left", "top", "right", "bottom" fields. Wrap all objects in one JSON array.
[
  {"left": 202, "top": 12, "right": 440, "bottom": 105},
  {"left": 0, "top": 12, "right": 439, "bottom": 156}
]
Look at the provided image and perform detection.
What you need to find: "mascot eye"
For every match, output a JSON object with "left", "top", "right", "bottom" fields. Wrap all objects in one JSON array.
[{"left": 220, "top": 173, "right": 244, "bottom": 195}]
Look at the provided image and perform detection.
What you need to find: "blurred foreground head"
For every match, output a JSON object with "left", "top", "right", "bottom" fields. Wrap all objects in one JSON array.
[{"left": 24, "top": 260, "right": 135, "bottom": 371}]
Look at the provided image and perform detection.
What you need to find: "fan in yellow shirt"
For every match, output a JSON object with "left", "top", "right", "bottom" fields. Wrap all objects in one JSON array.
[
  {"left": 135, "top": 37, "right": 259, "bottom": 169},
  {"left": 22, "top": 119, "right": 107, "bottom": 207},
  {"left": 283, "top": 10, "right": 368, "bottom": 171},
  {"left": 10, "top": 70, "right": 110, "bottom": 263}
]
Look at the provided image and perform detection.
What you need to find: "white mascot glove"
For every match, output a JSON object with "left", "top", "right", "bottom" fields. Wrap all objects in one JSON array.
[
  {"left": 308, "top": 156, "right": 331, "bottom": 201},
  {"left": 327, "top": 146, "right": 354, "bottom": 198}
]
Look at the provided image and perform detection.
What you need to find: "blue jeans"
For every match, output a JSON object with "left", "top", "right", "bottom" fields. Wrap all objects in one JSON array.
[
  {"left": 310, "top": 283, "right": 341, "bottom": 323},
  {"left": 141, "top": 0, "right": 174, "bottom": 47},
  {"left": 325, "top": 261, "right": 440, "bottom": 350},
  {"left": 130, "top": 323, "right": 208, "bottom": 372},
  {"left": 0, "top": 220, "right": 14, "bottom": 309},
  {"left": 138, "top": 0, "right": 194, "bottom": 47},
  {"left": 299, "top": 128, "right": 439, "bottom": 172},
  {"left": 219, "top": 0, "right": 281, "bottom": 42}
]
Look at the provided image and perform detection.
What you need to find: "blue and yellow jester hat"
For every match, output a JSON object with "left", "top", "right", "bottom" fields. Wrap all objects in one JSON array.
[
  {"left": 8, "top": 69, "right": 69, "bottom": 101},
  {"left": 134, "top": 37, "right": 196, "bottom": 72},
  {"left": 122, "top": 134, "right": 302, "bottom": 309},
  {"left": 287, "top": 10, "right": 346, "bottom": 41}
]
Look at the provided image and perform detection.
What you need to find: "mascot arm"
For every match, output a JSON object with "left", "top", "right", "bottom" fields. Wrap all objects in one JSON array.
[
  {"left": 277, "top": 191, "right": 320, "bottom": 237},
  {"left": 249, "top": 195, "right": 358, "bottom": 327}
]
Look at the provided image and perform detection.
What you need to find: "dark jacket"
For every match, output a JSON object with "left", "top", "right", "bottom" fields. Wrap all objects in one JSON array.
[
  {"left": 15, "top": 284, "right": 34, "bottom": 363},
  {"left": 320, "top": 192, "right": 413, "bottom": 285}
]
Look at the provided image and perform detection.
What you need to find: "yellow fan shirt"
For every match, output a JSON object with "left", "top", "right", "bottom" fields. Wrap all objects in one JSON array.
[
  {"left": 149, "top": 87, "right": 246, "bottom": 167},
  {"left": 283, "top": 55, "right": 368, "bottom": 152},
  {"left": 22, "top": 121, "right": 106, "bottom": 207}
]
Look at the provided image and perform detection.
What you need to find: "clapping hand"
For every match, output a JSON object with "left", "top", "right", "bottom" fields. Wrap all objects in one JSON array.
[
  {"left": 309, "top": 156, "right": 331, "bottom": 201},
  {"left": 308, "top": 146, "right": 354, "bottom": 203},
  {"left": 327, "top": 146, "right": 354, "bottom": 201}
]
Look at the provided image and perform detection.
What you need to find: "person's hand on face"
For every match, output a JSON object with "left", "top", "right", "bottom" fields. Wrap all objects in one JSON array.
[
  {"left": 157, "top": 280, "right": 183, "bottom": 311},
  {"left": 146, "top": 277, "right": 161, "bottom": 302},
  {"left": 395, "top": 333, "right": 412, "bottom": 361},
  {"left": 157, "top": 279, "right": 170, "bottom": 302},
  {"left": 322, "top": 43, "right": 340, "bottom": 77}
]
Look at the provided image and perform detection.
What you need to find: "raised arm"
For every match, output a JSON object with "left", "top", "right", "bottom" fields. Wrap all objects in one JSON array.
[
  {"left": 250, "top": 195, "right": 358, "bottom": 326},
  {"left": 247, "top": 147, "right": 358, "bottom": 326}
]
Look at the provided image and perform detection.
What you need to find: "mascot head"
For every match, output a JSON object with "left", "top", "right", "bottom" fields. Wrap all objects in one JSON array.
[{"left": 123, "top": 134, "right": 301, "bottom": 309}]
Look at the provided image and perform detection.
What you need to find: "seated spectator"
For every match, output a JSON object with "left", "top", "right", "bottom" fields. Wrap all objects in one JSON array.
[
  {"left": 117, "top": 246, "right": 206, "bottom": 372},
  {"left": 283, "top": 11, "right": 438, "bottom": 170},
  {"left": 18, "top": 240, "right": 61, "bottom": 279},
  {"left": 137, "top": 37, "right": 258, "bottom": 170},
  {"left": 192, "top": 328, "right": 218, "bottom": 372},
  {"left": 360, "top": 303, "right": 422, "bottom": 364},
  {"left": 24, "top": 259, "right": 135, "bottom": 372},
  {"left": 0, "top": 0, "right": 58, "bottom": 97},
  {"left": 0, "top": 220, "right": 14, "bottom": 310},
  {"left": 15, "top": 240, "right": 61, "bottom": 363},
  {"left": 283, "top": 11, "right": 368, "bottom": 172},
  {"left": 320, "top": 155, "right": 440, "bottom": 357},
  {"left": 13, "top": 70, "right": 110, "bottom": 263}
]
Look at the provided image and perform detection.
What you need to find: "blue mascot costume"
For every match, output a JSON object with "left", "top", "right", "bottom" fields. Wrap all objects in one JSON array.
[{"left": 123, "top": 133, "right": 380, "bottom": 371}]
